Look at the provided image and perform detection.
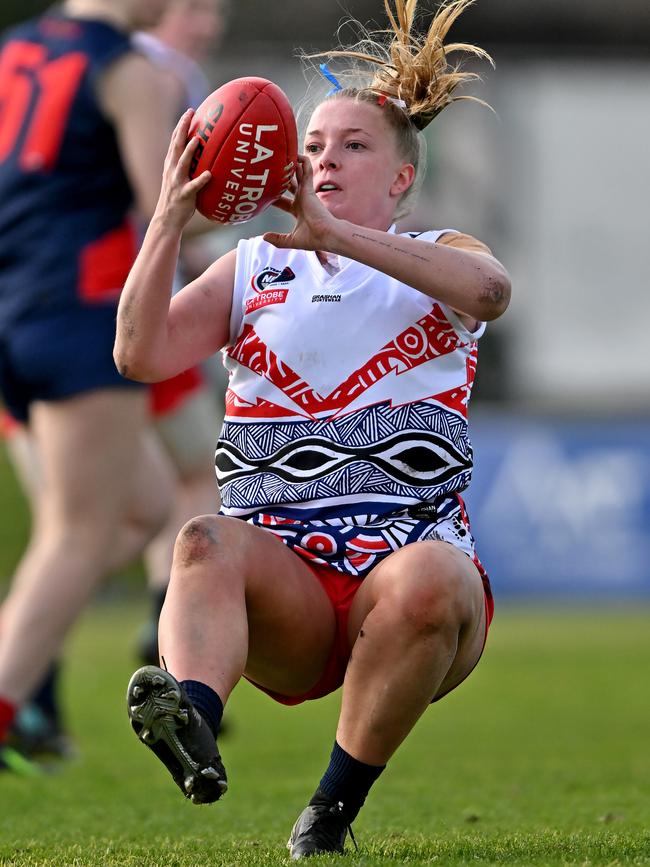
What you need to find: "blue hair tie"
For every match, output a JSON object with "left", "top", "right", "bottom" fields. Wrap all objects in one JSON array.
[{"left": 319, "top": 63, "right": 343, "bottom": 96}]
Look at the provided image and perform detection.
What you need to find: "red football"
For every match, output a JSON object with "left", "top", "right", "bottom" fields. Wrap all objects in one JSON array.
[{"left": 188, "top": 77, "right": 297, "bottom": 224}]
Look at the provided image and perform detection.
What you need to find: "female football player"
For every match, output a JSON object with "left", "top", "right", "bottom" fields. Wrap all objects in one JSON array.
[{"left": 117, "top": 0, "right": 511, "bottom": 856}]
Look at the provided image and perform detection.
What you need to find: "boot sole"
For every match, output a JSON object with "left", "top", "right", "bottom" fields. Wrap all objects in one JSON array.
[{"left": 127, "top": 666, "right": 227, "bottom": 804}]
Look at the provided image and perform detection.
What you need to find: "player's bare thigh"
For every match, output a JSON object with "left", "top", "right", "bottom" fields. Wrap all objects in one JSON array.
[
  {"left": 30, "top": 388, "right": 146, "bottom": 485},
  {"left": 347, "top": 540, "right": 487, "bottom": 699},
  {"left": 29, "top": 388, "right": 150, "bottom": 518},
  {"left": 153, "top": 385, "right": 220, "bottom": 478},
  {"left": 174, "top": 516, "right": 337, "bottom": 696}
]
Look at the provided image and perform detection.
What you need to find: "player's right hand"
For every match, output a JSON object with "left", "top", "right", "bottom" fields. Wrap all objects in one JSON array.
[{"left": 153, "top": 110, "right": 211, "bottom": 233}]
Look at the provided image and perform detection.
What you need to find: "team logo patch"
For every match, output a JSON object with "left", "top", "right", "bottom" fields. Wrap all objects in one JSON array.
[{"left": 246, "top": 267, "right": 296, "bottom": 313}]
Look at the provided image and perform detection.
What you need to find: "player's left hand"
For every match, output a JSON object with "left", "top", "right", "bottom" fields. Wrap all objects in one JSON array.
[{"left": 263, "top": 156, "right": 338, "bottom": 252}]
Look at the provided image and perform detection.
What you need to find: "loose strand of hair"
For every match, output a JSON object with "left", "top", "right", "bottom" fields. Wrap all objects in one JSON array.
[{"left": 306, "top": 0, "right": 493, "bottom": 130}]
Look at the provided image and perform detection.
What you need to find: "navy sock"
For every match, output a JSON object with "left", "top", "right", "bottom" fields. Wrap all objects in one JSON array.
[
  {"left": 313, "top": 741, "right": 386, "bottom": 821},
  {"left": 180, "top": 679, "right": 223, "bottom": 738},
  {"left": 151, "top": 587, "right": 167, "bottom": 623},
  {"left": 30, "top": 661, "right": 61, "bottom": 726}
]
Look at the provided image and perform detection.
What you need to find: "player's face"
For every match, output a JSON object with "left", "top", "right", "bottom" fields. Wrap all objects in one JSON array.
[
  {"left": 304, "top": 98, "right": 414, "bottom": 231},
  {"left": 158, "top": 0, "right": 227, "bottom": 61}
]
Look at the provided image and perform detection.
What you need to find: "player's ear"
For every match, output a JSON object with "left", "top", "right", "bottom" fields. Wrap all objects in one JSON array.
[{"left": 390, "top": 163, "right": 415, "bottom": 198}]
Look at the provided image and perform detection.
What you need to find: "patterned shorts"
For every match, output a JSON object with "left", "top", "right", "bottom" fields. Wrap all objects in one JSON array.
[{"left": 245, "top": 494, "right": 494, "bottom": 705}]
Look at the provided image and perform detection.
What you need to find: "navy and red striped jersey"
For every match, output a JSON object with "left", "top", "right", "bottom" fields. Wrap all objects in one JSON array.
[{"left": 0, "top": 12, "right": 138, "bottom": 334}]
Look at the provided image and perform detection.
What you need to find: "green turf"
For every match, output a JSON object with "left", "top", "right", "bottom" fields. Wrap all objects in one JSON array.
[
  {"left": 1, "top": 445, "right": 649, "bottom": 864},
  {"left": 0, "top": 602, "right": 648, "bottom": 866},
  {"left": 0, "top": 443, "right": 29, "bottom": 585}
]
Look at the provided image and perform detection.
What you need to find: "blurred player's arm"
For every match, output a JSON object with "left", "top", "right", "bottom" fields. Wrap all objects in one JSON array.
[
  {"left": 97, "top": 52, "right": 182, "bottom": 220},
  {"left": 99, "top": 53, "right": 215, "bottom": 235}
]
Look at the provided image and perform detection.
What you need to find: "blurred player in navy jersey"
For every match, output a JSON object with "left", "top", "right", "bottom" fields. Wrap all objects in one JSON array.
[
  {"left": 0, "top": 0, "right": 184, "bottom": 772},
  {"left": 0, "top": 0, "right": 231, "bottom": 761}
]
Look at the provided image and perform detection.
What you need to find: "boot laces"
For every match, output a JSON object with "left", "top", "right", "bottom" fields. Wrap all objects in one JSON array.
[{"left": 322, "top": 801, "right": 358, "bottom": 852}]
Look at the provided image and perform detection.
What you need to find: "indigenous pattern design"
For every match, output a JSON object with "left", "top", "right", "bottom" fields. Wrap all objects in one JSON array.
[
  {"left": 218, "top": 232, "right": 484, "bottom": 577},
  {"left": 217, "top": 401, "right": 472, "bottom": 509},
  {"left": 249, "top": 495, "right": 477, "bottom": 577}
]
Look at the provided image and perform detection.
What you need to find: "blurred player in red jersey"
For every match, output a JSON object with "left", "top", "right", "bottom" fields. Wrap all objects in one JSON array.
[
  {"left": 133, "top": 0, "right": 230, "bottom": 667},
  {"left": 0, "top": 0, "right": 183, "bottom": 772}
]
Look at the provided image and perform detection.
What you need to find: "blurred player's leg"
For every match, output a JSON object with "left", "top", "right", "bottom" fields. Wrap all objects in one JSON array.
[
  {"left": 6, "top": 662, "right": 76, "bottom": 761},
  {"left": 1, "top": 408, "right": 176, "bottom": 760},
  {"left": 0, "top": 389, "right": 171, "bottom": 707},
  {"left": 0, "top": 417, "right": 67, "bottom": 757},
  {"left": 1, "top": 414, "right": 39, "bottom": 505},
  {"left": 138, "top": 379, "right": 222, "bottom": 665}
]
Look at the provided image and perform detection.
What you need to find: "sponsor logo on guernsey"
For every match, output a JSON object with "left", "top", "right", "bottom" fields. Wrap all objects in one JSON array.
[
  {"left": 311, "top": 293, "right": 342, "bottom": 303},
  {"left": 246, "top": 267, "right": 296, "bottom": 313}
]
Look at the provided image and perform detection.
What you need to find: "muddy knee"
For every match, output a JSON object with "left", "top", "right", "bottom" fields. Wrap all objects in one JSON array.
[{"left": 173, "top": 515, "right": 222, "bottom": 568}]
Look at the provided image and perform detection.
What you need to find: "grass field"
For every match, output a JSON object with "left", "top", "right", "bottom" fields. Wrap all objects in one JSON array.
[
  {"left": 0, "top": 602, "right": 648, "bottom": 866},
  {"left": 1, "top": 450, "right": 649, "bottom": 865}
]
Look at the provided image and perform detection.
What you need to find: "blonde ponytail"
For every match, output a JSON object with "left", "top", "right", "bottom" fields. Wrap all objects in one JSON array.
[{"left": 312, "top": 0, "right": 492, "bottom": 130}]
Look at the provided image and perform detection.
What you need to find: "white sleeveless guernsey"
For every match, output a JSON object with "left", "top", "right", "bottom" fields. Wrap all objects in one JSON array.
[{"left": 219, "top": 227, "right": 487, "bottom": 578}]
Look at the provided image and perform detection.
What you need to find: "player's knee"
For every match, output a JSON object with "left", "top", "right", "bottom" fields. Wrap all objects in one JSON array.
[
  {"left": 386, "top": 545, "right": 467, "bottom": 635},
  {"left": 397, "top": 579, "right": 459, "bottom": 636},
  {"left": 173, "top": 514, "right": 223, "bottom": 568}
]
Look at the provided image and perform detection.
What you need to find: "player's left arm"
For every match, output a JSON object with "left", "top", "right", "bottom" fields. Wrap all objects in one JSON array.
[
  {"left": 332, "top": 224, "right": 511, "bottom": 324},
  {"left": 267, "top": 157, "right": 510, "bottom": 323},
  {"left": 434, "top": 231, "right": 503, "bottom": 331}
]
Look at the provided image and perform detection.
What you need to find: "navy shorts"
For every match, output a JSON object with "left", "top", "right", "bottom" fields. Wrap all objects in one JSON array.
[{"left": 0, "top": 305, "right": 144, "bottom": 422}]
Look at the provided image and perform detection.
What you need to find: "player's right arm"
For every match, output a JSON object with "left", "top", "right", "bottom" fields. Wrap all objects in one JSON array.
[{"left": 114, "top": 111, "right": 233, "bottom": 383}]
